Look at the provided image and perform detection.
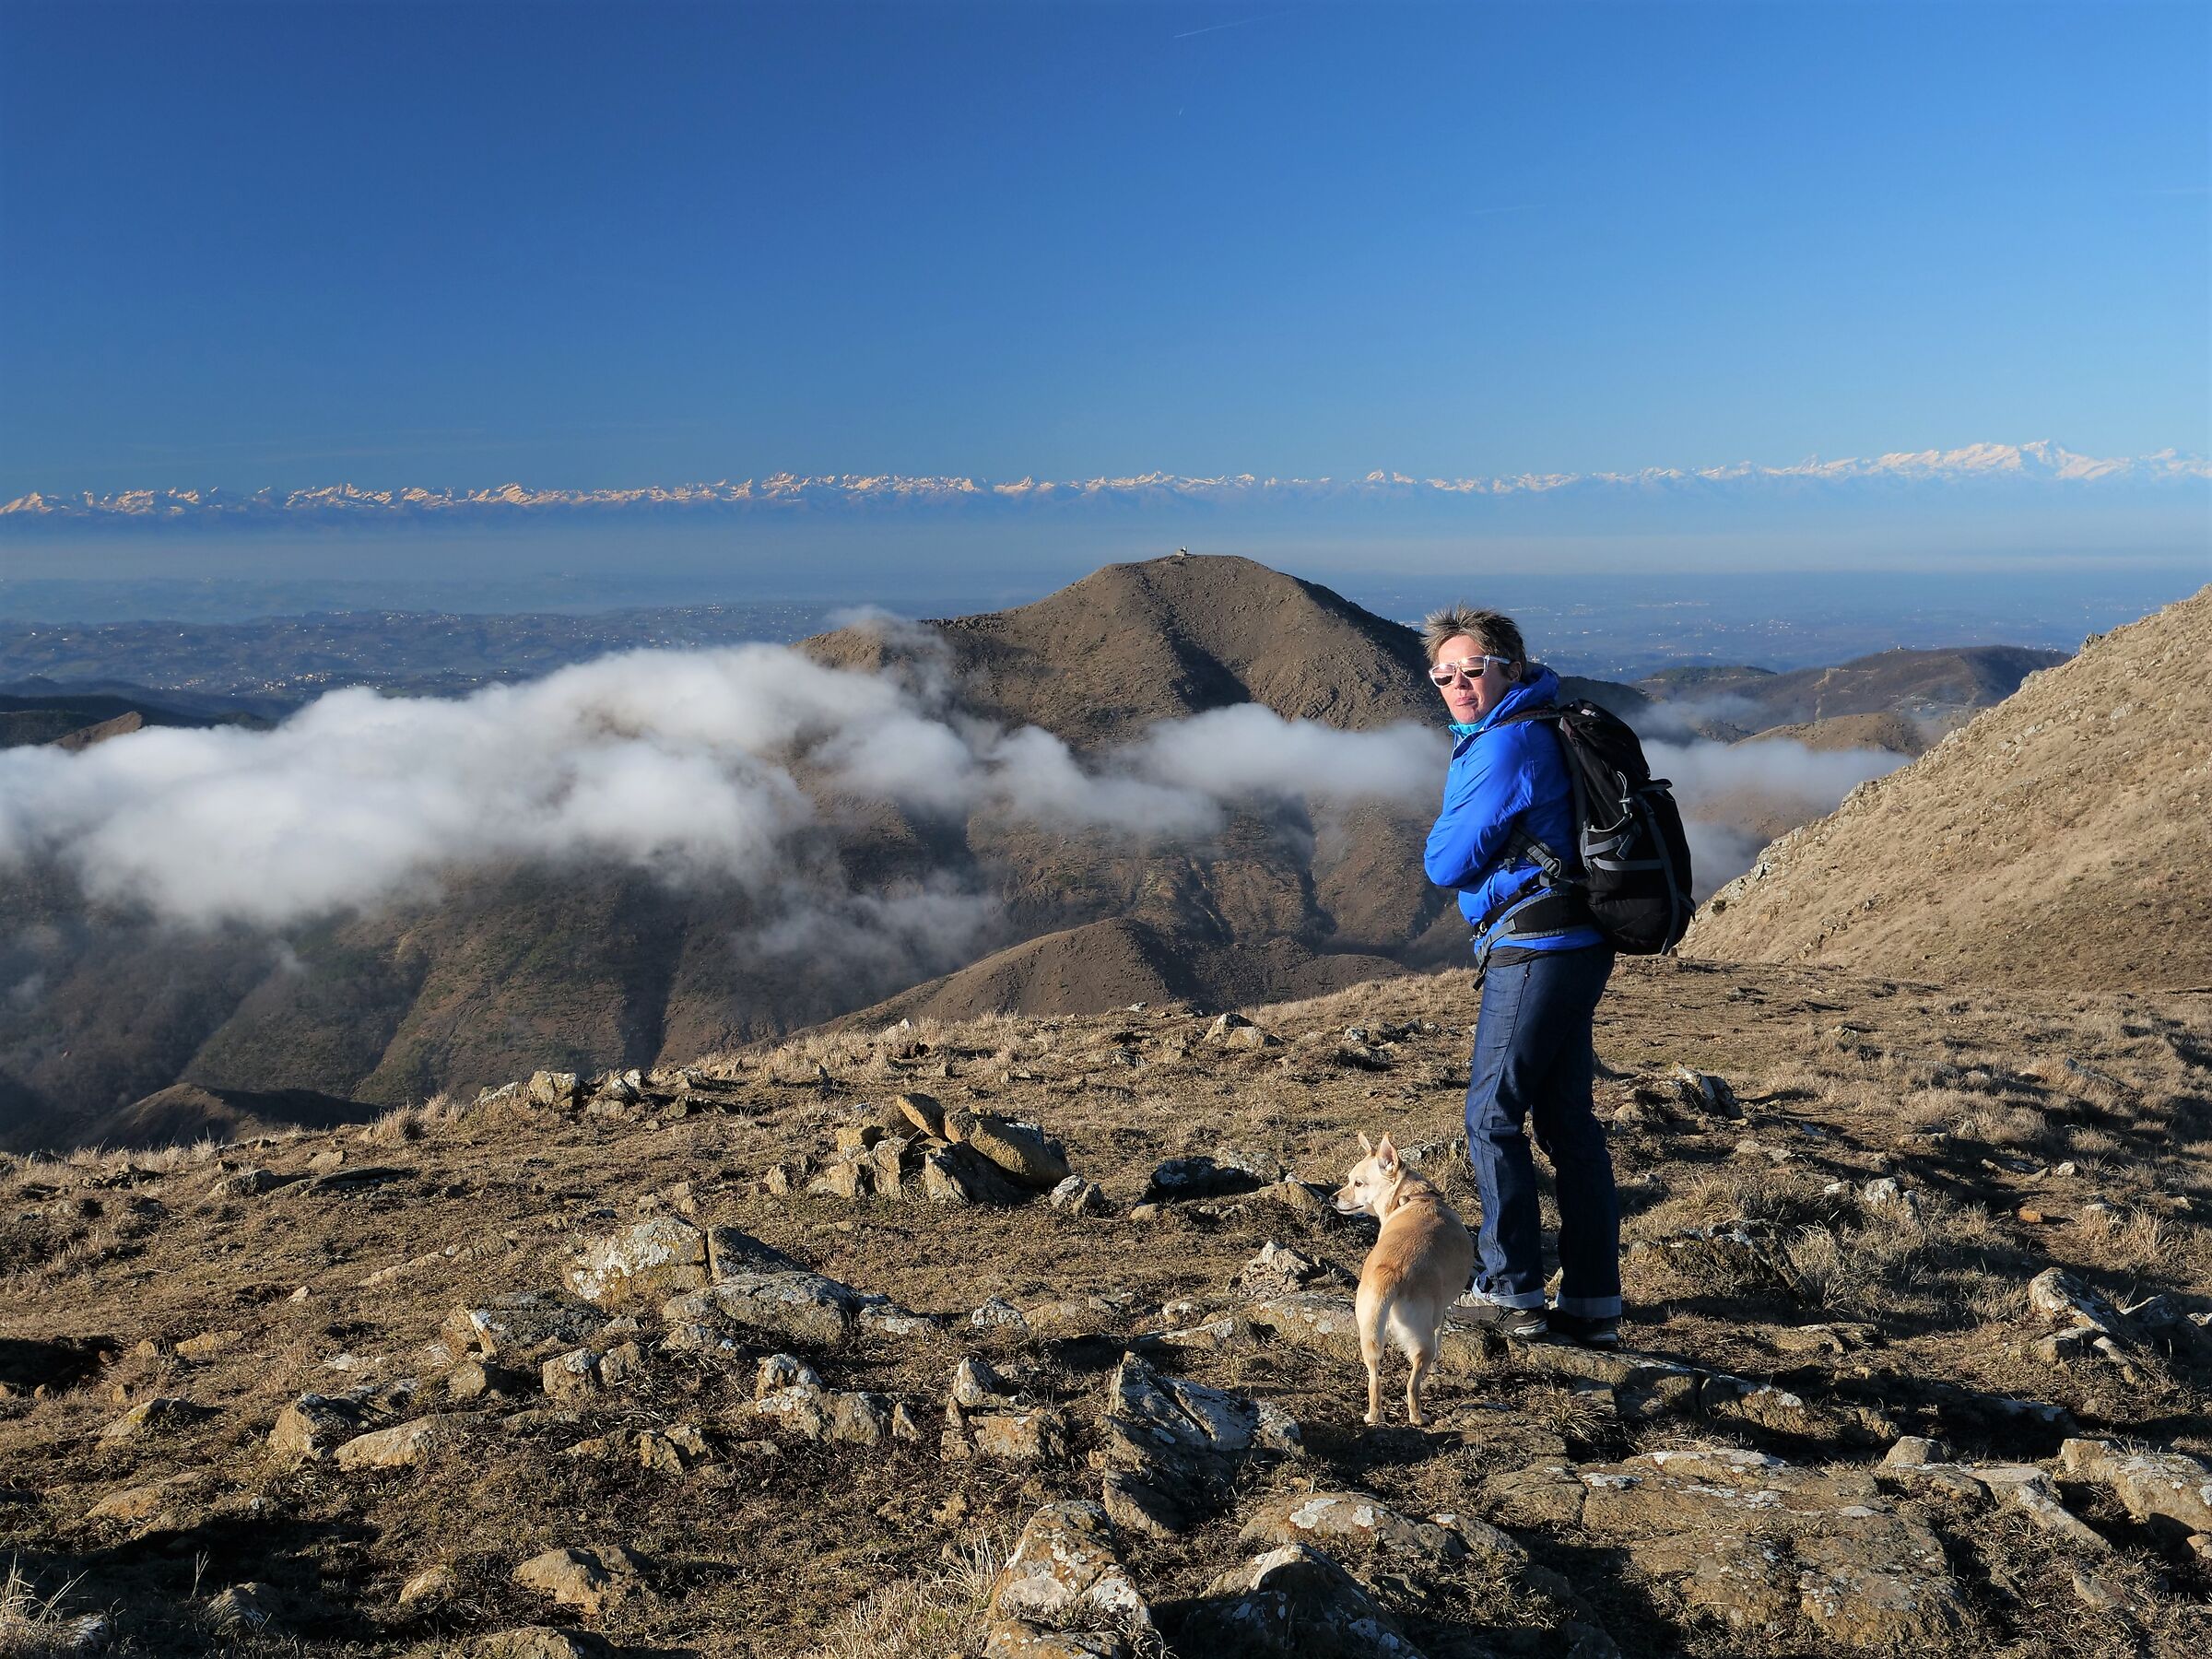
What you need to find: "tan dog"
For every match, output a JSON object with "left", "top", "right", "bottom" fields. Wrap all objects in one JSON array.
[{"left": 1333, "top": 1132, "right": 1476, "bottom": 1426}]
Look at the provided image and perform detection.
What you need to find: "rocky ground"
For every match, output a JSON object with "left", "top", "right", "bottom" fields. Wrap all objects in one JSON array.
[{"left": 5, "top": 957, "right": 2212, "bottom": 1656}]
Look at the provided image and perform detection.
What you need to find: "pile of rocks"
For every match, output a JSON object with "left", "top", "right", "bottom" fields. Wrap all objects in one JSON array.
[
  {"left": 764, "top": 1093, "right": 1091, "bottom": 1209},
  {"left": 751, "top": 1353, "right": 920, "bottom": 1447},
  {"left": 477, "top": 1065, "right": 736, "bottom": 1129},
  {"left": 942, "top": 1356, "right": 1074, "bottom": 1464}
]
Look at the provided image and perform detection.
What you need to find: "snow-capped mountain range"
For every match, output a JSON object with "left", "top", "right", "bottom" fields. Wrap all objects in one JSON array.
[{"left": 5, "top": 441, "right": 2203, "bottom": 525}]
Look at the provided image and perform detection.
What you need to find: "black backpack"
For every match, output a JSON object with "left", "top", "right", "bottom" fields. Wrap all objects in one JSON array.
[{"left": 1488, "top": 700, "right": 1696, "bottom": 956}]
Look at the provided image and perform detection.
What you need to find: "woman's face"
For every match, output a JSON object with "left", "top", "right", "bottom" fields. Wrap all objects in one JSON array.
[{"left": 1430, "top": 632, "right": 1518, "bottom": 722}]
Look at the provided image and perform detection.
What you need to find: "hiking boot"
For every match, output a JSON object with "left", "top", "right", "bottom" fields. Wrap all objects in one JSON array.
[
  {"left": 1449, "top": 1294, "right": 1548, "bottom": 1339},
  {"left": 1546, "top": 1312, "right": 1620, "bottom": 1348}
]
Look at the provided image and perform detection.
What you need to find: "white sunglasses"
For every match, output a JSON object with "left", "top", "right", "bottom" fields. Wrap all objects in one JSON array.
[{"left": 1429, "top": 653, "right": 1512, "bottom": 686}]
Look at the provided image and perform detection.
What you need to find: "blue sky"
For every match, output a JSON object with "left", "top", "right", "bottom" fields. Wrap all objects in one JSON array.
[{"left": 1, "top": 0, "right": 2206, "bottom": 499}]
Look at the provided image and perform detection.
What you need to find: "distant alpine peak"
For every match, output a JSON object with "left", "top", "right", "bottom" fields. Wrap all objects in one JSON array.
[{"left": 5, "top": 440, "right": 2203, "bottom": 523}]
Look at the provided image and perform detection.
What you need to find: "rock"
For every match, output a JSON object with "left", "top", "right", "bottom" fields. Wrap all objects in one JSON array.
[
  {"left": 2029, "top": 1268, "right": 2124, "bottom": 1336},
  {"left": 1182, "top": 1543, "right": 1420, "bottom": 1657},
  {"left": 1881, "top": 1436, "right": 1946, "bottom": 1467},
  {"left": 982, "top": 1626, "right": 1135, "bottom": 1658},
  {"left": 1671, "top": 1066, "right": 1741, "bottom": 1117},
  {"left": 867, "top": 1135, "right": 910, "bottom": 1197},
  {"left": 441, "top": 1291, "right": 602, "bottom": 1364},
  {"left": 1050, "top": 1175, "right": 1110, "bottom": 1216},
  {"left": 289, "top": 1163, "right": 407, "bottom": 1196},
  {"left": 2060, "top": 1437, "right": 2212, "bottom": 1537},
  {"left": 100, "top": 1395, "right": 210, "bottom": 1441},
  {"left": 1234, "top": 1241, "right": 1353, "bottom": 1299},
  {"left": 2069, "top": 1569, "right": 2154, "bottom": 1616},
  {"left": 568, "top": 1215, "right": 712, "bottom": 1306},
  {"left": 398, "top": 1566, "right": 461, "bottom": 1606},
  {"left": 1146, "top": 1150, "right": 1283, "bottom": 1201},
  {"left": 834, "top": 1124, "right": 884, "bottom": 1153},
  {"left": 1094, "top": 1354, "right": 1300, "bottom": 1533},
  {"left": 893, "top": 1092, "right": 947, "bottom": 1137},
  {"left": 213, "top": 1166, "right": 297, "bottom": 1197},
  {"left": 446, "top": 1359, "right": 528, "bottom": 1402},
  {"left": 527, "top": 1071, "right": 579, "bottom": 1107},
  {"left": 541, "top": 1348, "right": 602, "bottom": 1401},
  {"left": 2006, "top": 1472, "right": 2113, "bottom": 1552},
  {"left": 858, "top": 1300, "right": 935, "bottom": 1338},
  {"left": 1206, "top": 1013, "right": 1279, "bottom": 1050},
  {"left": 268, "top": 1393, "right": 368, "bottom": 1465},
  {"left": 334, "top": 1415, "right": 458, "bottom": 1471},
  {"left": 662, "top": 1266, "right": 870, "bottom": 1347},
  {"left": 1102, "top": 1353, "right": 1300, "bottom": 1463},
  {"left": 1100, "top": 1470, "right": 1185, "bottom": 1539},
  {"left": 971, "top": 1297, "right": 1030, "bottom": 1334},
  {"left": 87, "top": 1472, "right": 199, "bottom": 1523},
  {"left": 472, "top": 1630, "right": 614, "bottom": 1659},
  {"left": 757, "top": 1353, "right": 824, "bottom": 1398},
  {"left": 1769, "top": 1323, "right": 1877, "bottom": 1356},
  {"left": 807, "top": 1159, "right": 874, "bottom": 1199},
  {"left": 948, "top": 1408, "right": 1074, "bottom": 1463},
  {"left": 951, "top": 1357, "right": 1017, "bottom": 1411},
  {"left": 962, "top": 1116, "right": 1071, "bottom": 1188},
  {"left": 988, "top": 1501, "right": 1153, "bottom": 1634},
  {"left": 913, "top": 1143, "right": 1030, "bottom": 1206},
  {"left": 1258, "top": 1180, "right": 1331, "bottom": 1219},
  {"left": 512, "top": 1545, "right": 647, "bottom": 1618},
  {"left": 1130, "top": 1203, "right": 1164, "bottom": 1222},
  {"left": 828, "top": 1391, "right": 895, "bottom": 1446},
  {"left": 1239, "top": 1291, "right": 1367, "bottom": 1360},
  {"left": 754, "top": 1381, "right": 829, "bottom": 1440},
  {"left": 1484, "top": 1445, "right": 1971, "bottom": 1648},
  {"left": 596, "top": 1340, "right": 644, "bottom": 1388},
  {"left": 1239, "top": 1491, "right": 1463, "bottom": 1564}
]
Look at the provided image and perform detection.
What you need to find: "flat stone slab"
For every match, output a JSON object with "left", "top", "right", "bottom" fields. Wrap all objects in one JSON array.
[{"left": 1486, "top": 1444, "right": 1971, "bottom": 1649}]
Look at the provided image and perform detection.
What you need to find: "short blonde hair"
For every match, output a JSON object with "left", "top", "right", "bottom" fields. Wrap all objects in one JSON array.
[{"left": 1420, "top": 606, "right": 1526, "bottom": 667}]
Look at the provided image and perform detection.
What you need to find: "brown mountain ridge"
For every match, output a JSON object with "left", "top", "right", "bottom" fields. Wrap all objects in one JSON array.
[{"left": 1686, "top": 584, "right": 2212, "bottom": 990}]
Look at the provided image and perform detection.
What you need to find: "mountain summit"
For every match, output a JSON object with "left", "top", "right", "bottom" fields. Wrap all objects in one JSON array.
[{"left": 804, "top": 553, "right": 1433, "bottom": 747}]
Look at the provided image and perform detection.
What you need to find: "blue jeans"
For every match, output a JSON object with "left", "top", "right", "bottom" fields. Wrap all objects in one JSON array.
[{"left": 1464, "top": 946, "right": 1620, "bottom": 1318}]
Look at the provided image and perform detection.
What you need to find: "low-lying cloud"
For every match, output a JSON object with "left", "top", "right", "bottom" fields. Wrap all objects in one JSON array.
[
  {"left": 0, "top": 644, "right": 1445, "bottom": 930},
  {"left": 0, "top": 644, "right": 1907, "bottom": 946}
]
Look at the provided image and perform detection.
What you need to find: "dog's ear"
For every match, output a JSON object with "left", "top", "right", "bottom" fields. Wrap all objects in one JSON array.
[
  {"left": 1375, "top": 1133, "right": 1398, "bottom": 1170},
  {"left": 1358, "top": 1131, "right": 1373, "bottom": 1156}
]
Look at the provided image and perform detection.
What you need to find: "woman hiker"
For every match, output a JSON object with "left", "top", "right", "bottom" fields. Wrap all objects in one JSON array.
[{"left": 1420, "top": 606, "right": 1620, "bottom": 1347}]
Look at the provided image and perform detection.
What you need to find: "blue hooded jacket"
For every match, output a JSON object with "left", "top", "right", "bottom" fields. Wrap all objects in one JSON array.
[{"left": 1424, "top": 664, "right": 1606, "bottom": 959}]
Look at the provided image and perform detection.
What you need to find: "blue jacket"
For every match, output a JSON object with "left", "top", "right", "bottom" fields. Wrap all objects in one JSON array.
[{"left": 1424, "top": 665, "right": 1606, "bottom": 958}]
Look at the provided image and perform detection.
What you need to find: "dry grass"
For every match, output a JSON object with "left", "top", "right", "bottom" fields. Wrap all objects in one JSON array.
[
  {"left": 798, "top": 1538, "right": 1006, "bottom": 1659},
  {"left": 0, "top": 1561, "right": 102, "bottom": 1659}
]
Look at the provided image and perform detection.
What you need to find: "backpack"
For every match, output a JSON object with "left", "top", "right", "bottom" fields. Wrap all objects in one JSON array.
[{"left": 1489, "top": 700, "right": 1696, "bottom": 956}]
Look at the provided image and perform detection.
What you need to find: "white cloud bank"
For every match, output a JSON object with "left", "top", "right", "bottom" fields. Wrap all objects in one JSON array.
[
  {"left": 0, "top": 644, "right": 1904, "bottom": 935},
  {"left": 0, "top": 645, "right": 1444, "bottom": 930}
]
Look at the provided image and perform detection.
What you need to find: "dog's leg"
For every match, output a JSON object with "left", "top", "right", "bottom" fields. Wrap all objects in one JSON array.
[
  {"left": 1356, "top": 1285, "right": 1385, "bottom": 1426},
  {"left": 1406, "top": 1330, "right": 1436, "bottom": 1427}
]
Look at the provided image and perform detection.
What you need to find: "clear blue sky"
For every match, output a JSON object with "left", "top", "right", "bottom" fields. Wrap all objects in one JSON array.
[{"left": 1, "top": 0, "right": 2205, "bottom": 496}]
